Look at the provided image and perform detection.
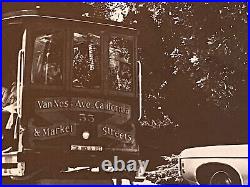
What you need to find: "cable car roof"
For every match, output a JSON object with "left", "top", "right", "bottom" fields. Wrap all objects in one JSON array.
[{"left": 2, "top": 9, "right": 137, "bottom": 33}]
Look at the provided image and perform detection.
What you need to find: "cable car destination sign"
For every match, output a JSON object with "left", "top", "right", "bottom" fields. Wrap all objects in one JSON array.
[
  {"left": 31, "top": 97, "right": 134, "bottom": 144},
  {"left": 35, "top": 97, "right": 131, "bottom": 116}
]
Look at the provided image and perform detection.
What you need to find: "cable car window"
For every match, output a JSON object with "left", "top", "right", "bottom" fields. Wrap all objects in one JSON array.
[
  {"left": 108, "top": 36, "right": 133, "bottom": 92},
  {"left": 31, "top": 31, "right": 63, "bottom": 86},
  {"left": 72, "top": 32, "right": 101, "bottom": 89}
]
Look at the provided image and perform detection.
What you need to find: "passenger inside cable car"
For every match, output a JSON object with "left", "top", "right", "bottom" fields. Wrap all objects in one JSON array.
[{"left": 31, "top": 31, "right": 63, "bottom": 85}]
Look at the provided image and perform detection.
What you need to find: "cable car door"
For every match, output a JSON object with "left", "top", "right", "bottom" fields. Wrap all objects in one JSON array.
[{"left": 2, "top": 29, "right": 27, "bottom": 177}]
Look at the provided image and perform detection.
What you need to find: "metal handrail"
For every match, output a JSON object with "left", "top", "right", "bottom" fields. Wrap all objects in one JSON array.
[{"left": 137, "top": 61, "right": 142, "bottom": 121}]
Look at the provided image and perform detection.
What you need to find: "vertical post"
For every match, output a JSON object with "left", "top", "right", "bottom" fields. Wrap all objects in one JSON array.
[
  {"left": 137, "top": 61, "right": 142, "bottom": 121},
  {"left": 17, "top": 29, "right": 27, "bottom": 152}
]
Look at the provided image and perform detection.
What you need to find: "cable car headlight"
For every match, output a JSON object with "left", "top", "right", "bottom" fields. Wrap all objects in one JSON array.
[{"left": 82, "top": 131, "right": 90, "bottom": 140}]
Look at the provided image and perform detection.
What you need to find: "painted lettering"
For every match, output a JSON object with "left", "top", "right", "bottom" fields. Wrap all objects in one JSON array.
[
  {"left": 101, "top": 126, "right": 134, "bottom": 143},
  {"left": 34, "top": 124, "right": 74, "bottom": 138},
  {"left": 102, "top": 126, "right": 108, "bottom": 135},
  {"left": 36, "top": 98, "right": 131, "bottom": 116}
]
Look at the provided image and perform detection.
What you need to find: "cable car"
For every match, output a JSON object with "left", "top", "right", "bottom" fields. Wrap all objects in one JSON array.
[{"left": 2, "top": 9, "right": 142, "bottom": 182}]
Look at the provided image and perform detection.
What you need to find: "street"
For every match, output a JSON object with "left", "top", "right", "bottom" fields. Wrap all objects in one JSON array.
[{"left": 3, "top": 177, "right": 156, "bottom": 185}]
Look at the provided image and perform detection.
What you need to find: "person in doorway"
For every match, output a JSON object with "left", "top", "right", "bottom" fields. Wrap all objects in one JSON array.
[
  {"left": 2, "top": 82, "right": 17, "bottom": 153},
  {"left": 2, "top": 86, "right": 9, "bottom": 108}
]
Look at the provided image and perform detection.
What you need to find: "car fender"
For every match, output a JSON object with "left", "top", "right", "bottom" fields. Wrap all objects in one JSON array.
[{"left": 180, "top": 157, "right": 248, "bottom": 184}]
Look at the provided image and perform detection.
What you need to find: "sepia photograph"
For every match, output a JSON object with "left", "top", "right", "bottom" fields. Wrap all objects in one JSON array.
[{"left": 2, "top": 2, "right": 248, "bottom": 185}]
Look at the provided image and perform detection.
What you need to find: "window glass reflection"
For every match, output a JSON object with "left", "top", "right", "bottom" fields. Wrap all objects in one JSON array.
[
  {"left": 109, "top": 36, "right": 133, "bottom": 92},
  {"left": 72, "top": 32, "right": 101, "bottom": 89},
  {"left": 31, "top": 31, "right": 63, "bottom": 85}
]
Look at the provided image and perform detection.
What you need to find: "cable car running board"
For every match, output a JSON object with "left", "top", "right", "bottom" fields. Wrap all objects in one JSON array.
[{"left": 2, "top": 152, "right": 25, "bottom": 177}]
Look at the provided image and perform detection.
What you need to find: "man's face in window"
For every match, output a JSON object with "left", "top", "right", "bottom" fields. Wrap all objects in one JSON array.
[{"left": 47, "top": 63, "right": 61, "bottom": 83}]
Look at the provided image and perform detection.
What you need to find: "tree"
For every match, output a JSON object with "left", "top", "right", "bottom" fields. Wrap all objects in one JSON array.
[{"left": 114, "top": 2, "right": 247, "bottom": 151}]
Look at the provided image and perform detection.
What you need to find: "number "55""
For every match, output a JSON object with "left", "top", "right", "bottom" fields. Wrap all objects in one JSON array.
[{"left": 79, "top": 113, "right": 95, "bottom": 123}]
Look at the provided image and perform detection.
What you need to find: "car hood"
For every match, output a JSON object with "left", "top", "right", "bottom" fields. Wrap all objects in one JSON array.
[{"left": 180, "top": 144, "right": 248, "bottom": 158}]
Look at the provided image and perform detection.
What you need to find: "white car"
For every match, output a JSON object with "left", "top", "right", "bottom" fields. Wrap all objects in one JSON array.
[{"left": 179, "top": 144, "right": 248, "bottom": 185}]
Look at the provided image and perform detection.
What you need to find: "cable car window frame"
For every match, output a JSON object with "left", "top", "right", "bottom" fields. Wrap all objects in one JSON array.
[{"left": 28, "top": 23, "right": 67, "bottom": 90}]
